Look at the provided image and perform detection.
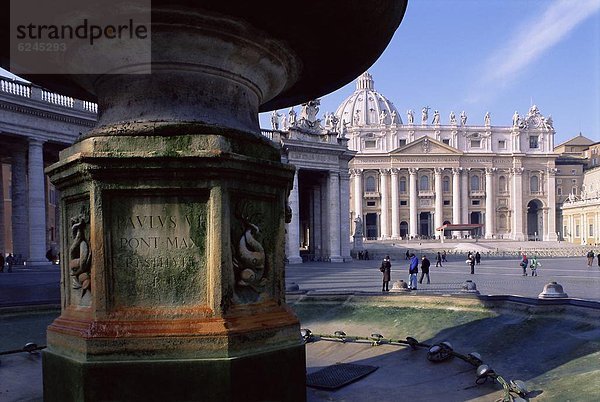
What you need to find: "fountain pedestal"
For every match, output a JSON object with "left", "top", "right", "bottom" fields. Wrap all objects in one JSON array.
[{"left": 35, "top": 3, "right": 407, "bottom": 401}]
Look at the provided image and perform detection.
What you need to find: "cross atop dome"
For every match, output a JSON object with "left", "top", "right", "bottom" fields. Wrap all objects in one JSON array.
[{"left": 356, "top": 71, "right": 374, "bottom": 90}]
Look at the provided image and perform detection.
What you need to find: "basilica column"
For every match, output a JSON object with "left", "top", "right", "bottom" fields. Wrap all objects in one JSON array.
[
  {"left": 379, "top": 169, "right": 390, "bottom": 239},
  {"left": 351, "top": 169, "right": 363, "bottom": 231},
  {"left": 546, "top": 167, "right": 558, "bottom": 240},
  {"left": 461, "top": 168, "right": 469, "bottom": 237},
  {"left": 511, "top": 167, "right": 525, "bottom": 240},
  {"left": 11, "top": 144, "right": 28, "bottom": 260},
  {"left": 452, "top": 168, "right": 461, "bottom": 224},
  {"left": 328, "top": 171, "right": 343, "bottom": 262},
  {"left": 28, "top": 139, "right": 47, "bottom": 264},
  {"left": 485, "top": 167, "right": 496, "bottom": 239},
  {"left": 285, "top": 170, "right": 303, "bottom": 264},
  {"left": 408, "top": 168, "right": 418, "bottom": 238},
  {"left": 339, "top": 171, "right": 352, "bottom": 261},
  {"left": 434, "top": 168, "right": 443, "bottom": 238},
  {"left": 390, "top": 168, "right": 400, "bottom": 239}
]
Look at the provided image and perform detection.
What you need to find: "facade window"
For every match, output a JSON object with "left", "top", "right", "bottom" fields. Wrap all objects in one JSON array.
[
  {"left": 470, "top": 175, "right": 480, "bottom": 191},
  {"left": 442, "top": 139, "right": 450, "bottom": 145},
  {"left": 571, "top": 169, "right": 576, "bottom": 174},
  {"left": 572, "top": 187, "right": 577, "bottom": 195},
  {"left": 572, "top": 179, "right": 577, "bottom": 184},
  {"left": 400, "top": 200, "right": 408, "bottom": 206},
  {"left": 472, "top": 200, "right": 480, "bottom": 206},
  {"left": 443, "top": 200, "right": 450, "bottom": 206},
  {"left": 499, "top": 176, "right": 507, "bottom": 192},
  {"left": 590, "top": 224, "right": 594, "bottom": 237},
  {"left": 498, "top": 140, "right": 506, "bottom": 149},
  {"left": 575, "top": 224, "right": 580, "bottom": 237},
  {"left": 365, "top": 176, "right": 376, "bottom": 192},
  {"left": 443, "top": 176, "right": 450, "bottom": 192},
  {"left": 420, "top": 175, "right": 429, "bottom": 191},
  {"left": 557, "top": 186, "right": 562, "bottom": 195},
  {"left": 366, "top": 201, "right": 376, "bottom": 207},
  {"left": 529, "top": 136, "right": 539, "bottom": 148},
  {"left": 399, "top": 177, "right": 407, "bottom": 193},
  {"left": 470, "top": 139, "right": 481, "bottom": 148},
  {"left": 530, "top": 176, "right": 539, "bottom": 192},
  {"left": 364, "top": 140, "right": 377, "bottom": 149},
  {"left": 398, "top": 139, "right": 407, "bottom": 146}
]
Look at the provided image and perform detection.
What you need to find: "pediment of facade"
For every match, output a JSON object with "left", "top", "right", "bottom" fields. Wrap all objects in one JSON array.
[{"left": 390, "top": 137, "right": 462, "bottom": 155}]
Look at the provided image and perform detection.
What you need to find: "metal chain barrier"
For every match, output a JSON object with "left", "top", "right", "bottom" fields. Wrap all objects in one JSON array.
[{"left": 301, "top": 328, "right": 530, "bottom": 402}]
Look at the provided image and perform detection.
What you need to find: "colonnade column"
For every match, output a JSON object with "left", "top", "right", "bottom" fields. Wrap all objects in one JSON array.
[
  {"left": 484, "top": 167, "right": 496, "bottom": 239},
  {"left": 11, "top": 145, "right": 28, "bottom": 260},
  {"left": 28, "top": 139, "right": 47, "bottom": 264},
  {"left": 452, "top": 168, "right": 461, "bottom": 224},
  {"left": 339, "top": 171, "right": 352, "bottom": 261},
  {"left": 285, "top": 170, "right": 303, "bottom": 264},
  {"left": 434, "top": 168, "right": 443, "bottom": 238},
  {"left": 351, "top": 169, "right": 363, "bottom": 232},
  {"left": 379, "top": 169, "right": 390, "bottom": 239},
  {"left": 546, "top": 167, "right": 558, "bottom": 240},
  {"left": 0, "top": 164, "right": 4, "bottom": 255},
  {"left": 581, "top": 212, "right": 588, "bottom": 245},
  {"left": 511, "top": 167, "right": 524, "bottom": 240},
  {"left": 328, "top": 171, "right": 343, "bottom": 262},
  {"left": 390, "top": 168, "right": 399, "bottom": 239},
  {"left": 461, "top": 168, "right": 469, "bottom": 237},
  {"left": 408, "top": 168, "right": 418, "bottom": 238},
  {"left": 312, "top": 185, "right": 321, "bottom": 259}
]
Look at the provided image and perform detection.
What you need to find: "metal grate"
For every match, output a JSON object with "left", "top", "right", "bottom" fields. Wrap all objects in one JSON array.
[{"left": 306, "top": 363, "right": 378, "bottom": 390}]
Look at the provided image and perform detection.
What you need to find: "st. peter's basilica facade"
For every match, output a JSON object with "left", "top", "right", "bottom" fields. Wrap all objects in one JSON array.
[{"left": 339, "top": 72, "right": 558, "bottom": 241}]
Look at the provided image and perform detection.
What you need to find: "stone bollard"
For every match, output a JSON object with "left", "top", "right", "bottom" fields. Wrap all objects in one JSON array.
[
  {"left": 390, "top": 280, "right": 410, "bottom": 292},
  {"left": 538, "top": 281, "right": 568, "bottom": 299},
  {"left": 286, "top": 282, "right": 300, "bottom": 292},
  {"left": 460, "top": 280, "right": 480, "bottom": 294}
]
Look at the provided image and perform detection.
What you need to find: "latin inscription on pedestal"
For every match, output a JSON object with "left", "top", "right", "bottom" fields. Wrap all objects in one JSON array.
[{"left": 109, "top": 195, "right": 208, "bottom": 308}]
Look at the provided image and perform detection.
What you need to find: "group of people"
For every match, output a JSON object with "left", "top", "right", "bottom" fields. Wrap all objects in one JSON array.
[
  {"left": 357, "top": 250, "right": 370, "bottom": 260},
  {"left": 519, "top": 253, "right": 541, "bottom": 276},
  {"left": 586, "top": 250, "right": 600, "bottom": 268},
  {"left": 381, "top": 253, "right": 433, "bottom": 291},
  {"left": 465, "top": 251, "right": 481, "bottom": 274},
  {"left": 0, "top": 253, "right": 16, "bottom": 273}
]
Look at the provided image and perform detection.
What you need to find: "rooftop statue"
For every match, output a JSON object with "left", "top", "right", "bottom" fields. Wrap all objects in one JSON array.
[
  {"left": 390, "top": 109, "right": 398, "bottom": 124},
  {"left": 421, "top": 106, "right": 430, "bottom": 125},
  {"left": 484, "top": 112, "right": 490, "bottom": 126},
  {"left": 432, "top": 110, "right": 440, "bottom": 125},
  {"left": 289, "top": 107, "right": 297, "bottom": 126},
  {"left": 460, "top": 110, "right": 467, "bottom": 126},
  {"left": 407, "top": 109, "right": 414, "bottom": 124},
  {"left": 449, "top": 111, "right": 456, "bottom": 125},
  {"left": 271, "top": 110, "right": 280, "bottom": 130},
  {"left": 512, "top": 111, "right": 520, "bottom": 127},
  {"left": 379, "top": 110, "right": 387, "bottom": 124}
]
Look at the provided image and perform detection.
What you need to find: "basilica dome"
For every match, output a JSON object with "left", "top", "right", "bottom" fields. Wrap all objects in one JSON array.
[{"left": 335, "top": 72, "right": 400, "bottom": 127}]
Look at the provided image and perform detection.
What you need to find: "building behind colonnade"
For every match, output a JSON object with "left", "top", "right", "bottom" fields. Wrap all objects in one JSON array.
[{"left": 0, "top": 76, "right": 97, "bottom": 264}]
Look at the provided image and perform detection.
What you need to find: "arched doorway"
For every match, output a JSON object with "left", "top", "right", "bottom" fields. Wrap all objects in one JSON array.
[
  {"left": 400, "top": 221, "right": 409, "bottom": 238},
  {"left": 527, "top": 199, "right": 543, "bottom": 240},
  {"left": 365, "top": 213, "right": 378, "bottom": 240},
  {"left": 419, "top": 212, "right": 432, "bottom": 237},
  {"left": 470, "top": 212, "right": 482, "bottom": 237}
]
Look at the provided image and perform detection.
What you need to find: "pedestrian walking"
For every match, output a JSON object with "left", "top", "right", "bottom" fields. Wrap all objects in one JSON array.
[
  {"left": 435, "top": 251, "right": 443, "bottom": 267},
  {"left": 475, "top": 251, "right": 481, "bottom": 265},
  {"left": 441, "top": 250, "right": 447, "bottom": 262},
  {"left": 586, "top": 250, "right": 595, "bottom": 267},
  {"left": 6, "top": 253, "right": 14, "bottom": 273},
  {"left": 419, "top": 255, "right": 431, "bottom": 284},
  {"left": 466, "top": 252, "right": 475, "bottom": 274},
  {"left": 380, "top": 255, "right": 392, "bottom": 292},
  {"left": 529, "top": 256, "right": 541, "bottom": 276},
  {"left": 408, "top": 253, "right": 419, "bottom": 290},
  {"left": 364, "top": 250, "right": 370, "bottom": 260},
  {"left": 519, "top": 253, "right": 528, "bottom": 276}
]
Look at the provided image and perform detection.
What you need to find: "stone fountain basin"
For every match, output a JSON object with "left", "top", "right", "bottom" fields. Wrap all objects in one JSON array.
[
  {"left": 1, "top": 295, "right": 599, "bottom": 401},
  {"left": 288, "top": 293, "right": 600, "bottom": 402}
]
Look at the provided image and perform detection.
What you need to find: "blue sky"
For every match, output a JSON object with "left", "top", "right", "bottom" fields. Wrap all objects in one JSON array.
[{"left": 260, "top": 0, "right": 600, "bottom": 146}]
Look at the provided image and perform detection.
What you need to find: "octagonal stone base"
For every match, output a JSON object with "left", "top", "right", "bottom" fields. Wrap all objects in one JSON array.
[{"left": 43, "top": 344, "right": 306, "bottom": 402}]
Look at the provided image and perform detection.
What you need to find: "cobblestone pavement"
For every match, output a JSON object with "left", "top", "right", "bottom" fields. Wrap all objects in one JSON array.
[{"left": 286, "top": 256, "right": 600, "bottom": 301}]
